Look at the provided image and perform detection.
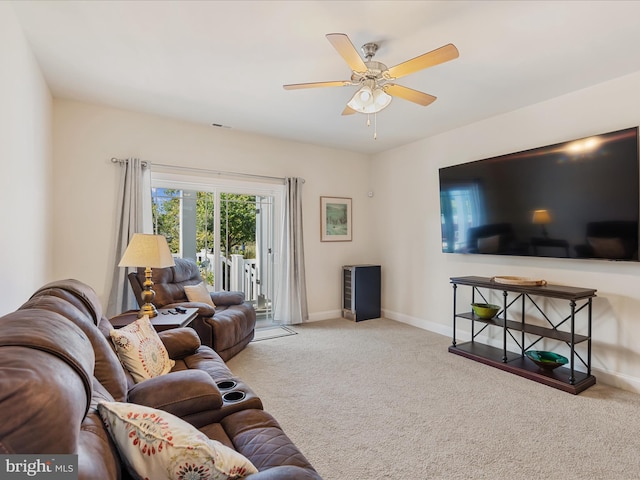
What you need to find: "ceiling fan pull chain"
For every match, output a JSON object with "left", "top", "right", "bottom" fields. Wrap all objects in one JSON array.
[
  {"left": 367, "top": 113, "right": 371, "bottom": 127},
  {"left": 374, "top": 113, "right": 377, "bottom": 140}
]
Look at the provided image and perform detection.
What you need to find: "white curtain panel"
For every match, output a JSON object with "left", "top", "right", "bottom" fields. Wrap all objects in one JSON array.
[
  {"left": 273, "top": 177, "right": 308, "bottom": 325},
  {"left": 106, "top": 158, "right": 152, "bottom": 317}
]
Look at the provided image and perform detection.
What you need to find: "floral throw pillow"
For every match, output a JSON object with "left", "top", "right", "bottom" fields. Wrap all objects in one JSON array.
[
  {"left": 97, "top": 401, "right": 257, "bottom": 480},
  {"left": 110, "top": 315, "right": 175, "bottom": 383}
]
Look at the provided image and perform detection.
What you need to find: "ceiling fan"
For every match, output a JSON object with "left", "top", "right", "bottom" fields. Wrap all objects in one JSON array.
[{"left": 283, "top": 33, "right": 459, "bottom": 118}]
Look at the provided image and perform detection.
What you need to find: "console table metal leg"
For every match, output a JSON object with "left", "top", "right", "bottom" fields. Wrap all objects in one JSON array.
[
  {"left": 502, "top": 290, "right": 508, "bottom": 362},
  {"left": 471, "top": 288, "right": 476, "bottom": 340},
  {"left": 587, "top": 298, "right": 592, "bottom": 376},
  {"left": 521, "top": 293, "right": 525, "bottom": 357},
  {"left": 452, "top": 283, "right": 457, "bottom": 347},
  {"left": 569, "top": 300, "right": 576, "bottom": 385}
]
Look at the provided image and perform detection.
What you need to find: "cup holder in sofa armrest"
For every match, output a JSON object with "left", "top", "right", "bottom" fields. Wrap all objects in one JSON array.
[
  {"left": 222, "top": 390, "right": 246, "bottom": 403},
  {"left": 207, "top": 379, "right": 263, "bottom": 423},
  {"left": 216, "top": 380, "right": 237, "bottom": 390}
]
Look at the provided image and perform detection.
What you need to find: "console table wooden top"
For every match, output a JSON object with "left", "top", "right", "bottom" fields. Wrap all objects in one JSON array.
[{"left": 450, "top": 276, "right": 597, "bottom": 300}]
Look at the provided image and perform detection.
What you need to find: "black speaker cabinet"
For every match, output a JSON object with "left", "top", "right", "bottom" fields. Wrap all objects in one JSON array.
[{"left": 342, "top": 265, "right": 381, "bottom": 321}]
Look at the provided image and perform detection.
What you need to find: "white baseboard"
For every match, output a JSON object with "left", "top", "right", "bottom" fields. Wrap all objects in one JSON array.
[
  {"left": 307, "top": 309, "right": 342, "bottom": 322},
  {"left": 382, "top": 308, "right": 452, "bottom": 338},
  {"left": 383, "top": 308, "right": 640, "bottom": 395},
  {"left": 591, "top": 368, "right": 640, "bottom": 394}
]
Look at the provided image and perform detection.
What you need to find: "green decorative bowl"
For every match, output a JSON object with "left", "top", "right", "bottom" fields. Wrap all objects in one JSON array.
[
  {"left": 525, "top": 350, "right": 568, "bottom": 370},
  {"left": 471, "top": 303, "right": 500, "bottom": 319}
]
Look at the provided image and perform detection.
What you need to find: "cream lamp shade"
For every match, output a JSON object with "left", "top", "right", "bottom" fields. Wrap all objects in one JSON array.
[{"left": 119, "top": 234, "right": 175, "bottom": 318}]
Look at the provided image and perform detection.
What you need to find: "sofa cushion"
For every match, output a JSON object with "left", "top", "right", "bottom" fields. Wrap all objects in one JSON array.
[
  {"left": 98, "top": 401, "right": 258, "bottom": 479},
  {"left": 185, "top": 282, "right": 216, "bottom": 308},
  {"left": 179, "top": 345, "right": 235, "bottom": 379},
  {"left": 221, "top": 409, "right": 317, "bottom": 474},
  {"left": 157, "top": 327, "right": 202, "bottom": 359},
  {"left": 110, "top": 316, "right": 175, "bottom": 383}
]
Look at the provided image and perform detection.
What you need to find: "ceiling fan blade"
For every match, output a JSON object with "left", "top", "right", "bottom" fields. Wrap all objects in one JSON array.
[
  {"left": 387, "top": 43, "right": 459, "bottom": 79},
  {"left": 326, "top": 33, "right": 368, "bottom": 73},
  {"left": 383, "top": 84, "right": 437, "bottom": 106},
  {"left": 342, "top": 105, "right": 357, "bottom": 115},
  {"left": 283, "top": 80, "right": 351, "bottom": 90}
]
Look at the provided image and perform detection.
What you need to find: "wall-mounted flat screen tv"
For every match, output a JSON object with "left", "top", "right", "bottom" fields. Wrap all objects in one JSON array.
[{"left": 439, "top": 126, "right": 639, "bottom": 261}]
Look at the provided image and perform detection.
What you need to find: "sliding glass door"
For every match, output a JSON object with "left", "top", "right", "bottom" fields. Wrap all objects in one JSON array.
[
  {"left": 151, "top": 175, "right": 281, "bottom": 324},
  {"left": 217, "top": 192, "right": 274, "bottom": 322}
]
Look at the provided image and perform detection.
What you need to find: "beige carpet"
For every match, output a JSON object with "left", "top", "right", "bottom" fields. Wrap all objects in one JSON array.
[{"left": 227, "top": 318, "right": 640, "bottom": 480}]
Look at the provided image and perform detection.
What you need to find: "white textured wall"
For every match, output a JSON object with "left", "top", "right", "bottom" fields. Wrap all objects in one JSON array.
[
  {"left": 51, "top": 99, "right": 375, "bottom": 320},
  {"left": 0, "top": 4, "right": 52, "bottom": 315},
  {"left": 372, "top": 71, "right": 640, "bottom": 393}
]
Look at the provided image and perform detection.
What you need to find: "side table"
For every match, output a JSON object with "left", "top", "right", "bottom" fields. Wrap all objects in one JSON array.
[{"left": 110, "top": 307, "right": 199, "bottom": 332}]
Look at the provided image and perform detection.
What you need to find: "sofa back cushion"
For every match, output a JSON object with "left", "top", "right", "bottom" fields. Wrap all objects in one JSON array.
[
  {"left": 24, "top": 282, "right": 129, "bottom": 402},
  {"left": 31, "top": 278, "right": 104, "bottom": 324},
  {"left": 1, "top": 304, "right": 125, "bottom": 479},
  {"left": 0, "top": 311, "right": 94, "bottom": 453}
]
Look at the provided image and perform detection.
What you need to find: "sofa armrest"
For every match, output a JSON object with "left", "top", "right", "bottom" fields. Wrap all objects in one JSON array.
[
  {"left": 127, "top": 370, "right": 223, "bottom": 419},
  {"left": 157, "top": 327, "right": 201, "bottom": 359},
  {"left": 211, "top": 291, "right": 245, "bottom": 306}
]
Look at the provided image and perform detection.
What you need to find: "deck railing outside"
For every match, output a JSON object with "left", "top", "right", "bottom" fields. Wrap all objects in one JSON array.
[{"left": 196, "top": 250, "right": 258, "bottom": 303}]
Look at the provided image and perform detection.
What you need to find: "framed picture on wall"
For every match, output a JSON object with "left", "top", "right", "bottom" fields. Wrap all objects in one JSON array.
[{"left": 320, "top": 196, "right": 352, "bottom": 242}]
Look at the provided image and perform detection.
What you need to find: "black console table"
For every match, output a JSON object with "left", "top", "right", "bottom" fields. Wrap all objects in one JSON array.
[{"left": 449, "top": 276, "right": 596, "bottom": 394}]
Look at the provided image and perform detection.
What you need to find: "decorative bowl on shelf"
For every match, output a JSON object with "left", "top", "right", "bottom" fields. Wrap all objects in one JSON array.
[
  {"left": 525, "top": 350, "right": 568, "bottom": 371},
  {"left": 492, "top": 276, "right": 547, "bottom": 286},
  {"left": 471, "top": 303, "right": 500, "bottom": 319}
]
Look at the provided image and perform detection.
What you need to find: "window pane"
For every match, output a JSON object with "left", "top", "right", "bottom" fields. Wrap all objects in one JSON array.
[
  {"left": 220, "top": 193, "right": 257, "bottom": 259},
  {"left": 151, "top": 188, "right": 181, "bottom": 254}
]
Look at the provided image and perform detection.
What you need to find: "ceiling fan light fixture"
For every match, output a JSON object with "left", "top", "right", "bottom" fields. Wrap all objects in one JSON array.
[
  {"left": 358, "top": 86, "right": 372, "bottom": 102},
  {"left": 347, "top": 84, "right": 392, "bottom": 114},
  {"left": 373, "top": 87, "right": 392, "bottom": 108}
]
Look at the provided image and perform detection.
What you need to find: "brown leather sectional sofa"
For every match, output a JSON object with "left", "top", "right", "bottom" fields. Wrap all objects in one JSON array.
[{"left": 0, "top": 279, "right": 321, "bottom": 479}]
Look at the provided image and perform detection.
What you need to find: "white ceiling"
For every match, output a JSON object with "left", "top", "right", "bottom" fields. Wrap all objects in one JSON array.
[{"left": 11, "top": 1, "right": 640, "bottom": 155}]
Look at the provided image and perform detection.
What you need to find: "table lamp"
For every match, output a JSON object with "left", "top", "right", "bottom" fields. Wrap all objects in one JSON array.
[{"left": 119, "top": 233, "right": 175, "bottom": 318}]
